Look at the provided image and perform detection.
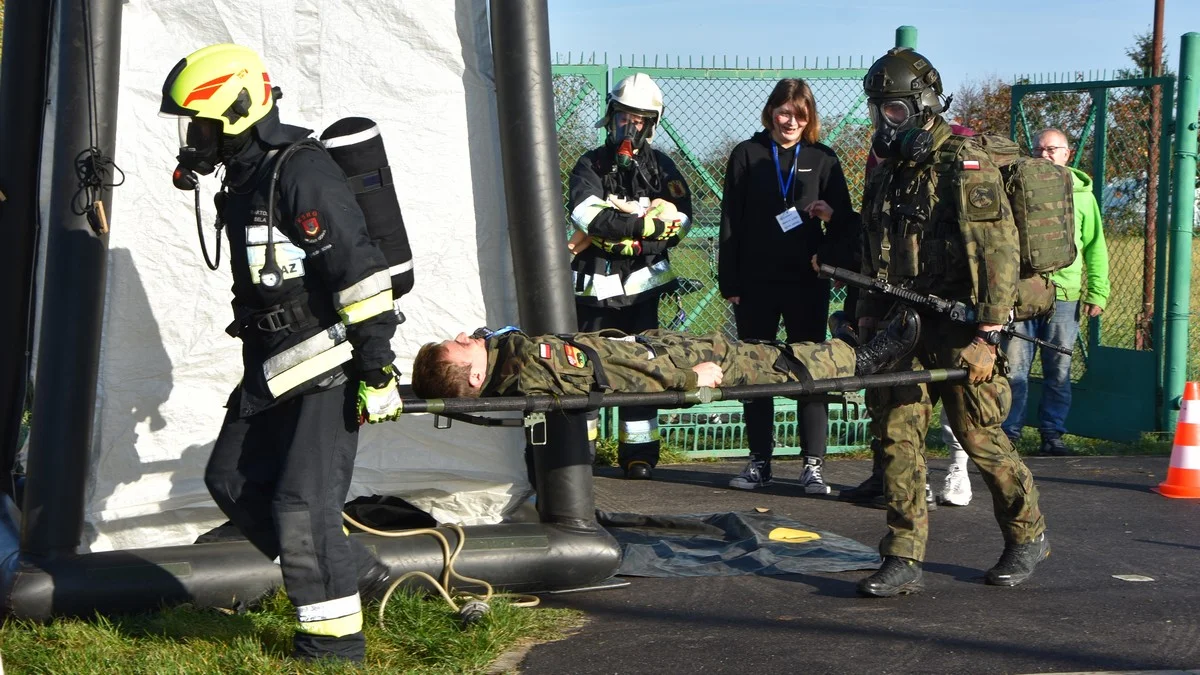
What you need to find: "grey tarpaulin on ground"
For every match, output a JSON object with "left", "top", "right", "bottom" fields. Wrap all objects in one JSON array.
[{"left": 598, "top": 511, "right": 881, "bottom": 578}]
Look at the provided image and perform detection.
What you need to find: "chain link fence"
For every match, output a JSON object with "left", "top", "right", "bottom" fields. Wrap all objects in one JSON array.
[
  {"left": 553, "top": 61, "right": 873, "bottom": 341},
  {"left": 1010, "top": 80, "right": 1197, "bottom": 382}
]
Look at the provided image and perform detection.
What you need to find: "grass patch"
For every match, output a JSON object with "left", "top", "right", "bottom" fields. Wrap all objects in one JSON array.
[{"left": 0, "top": 589, "right": 583, "bottom": 674}]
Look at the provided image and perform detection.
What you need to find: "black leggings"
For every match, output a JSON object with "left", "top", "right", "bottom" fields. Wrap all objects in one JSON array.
[{"left": 734, "top": 282, "right": 831, "bottom": 461}]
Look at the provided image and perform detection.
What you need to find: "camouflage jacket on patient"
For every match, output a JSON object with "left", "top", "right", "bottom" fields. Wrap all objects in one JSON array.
[{"left": 481, "top": 329, "right": 855, "bottom": 397}]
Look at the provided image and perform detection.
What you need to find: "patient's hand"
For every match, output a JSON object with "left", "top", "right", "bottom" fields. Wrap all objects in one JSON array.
[{"left": 692, "top": 362, "right": 723, "bottom": 388}]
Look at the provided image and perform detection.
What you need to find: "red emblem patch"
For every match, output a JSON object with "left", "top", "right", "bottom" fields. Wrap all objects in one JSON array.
[
  {"left": 296, "top": 210, "right": 324, "bottom": 241},
  {"left": 667, "top": 180, "right": 687, "bottom": 198},
  {"left": 296, "top": 211, "right": 324, "bottom": 240},
  {"left": 294, "top": 211, "right": 326, "bottom": 242}
]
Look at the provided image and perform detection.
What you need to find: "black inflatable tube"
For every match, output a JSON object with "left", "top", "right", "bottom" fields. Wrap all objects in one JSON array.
[
  {"left": 403, "top": 368, "right": 970, "bottom": 415},
  {"left": 0, "top": 496, "right": 619, "bottom": 621},
  {"left": 22, "top": 0, "right": 123, "bottom": 559},
  {"left": 489, "top": 0, "right": 576, "bottom": 337},
  {"left": 0, "top": 0, "right": 55, "bottom": 499}
]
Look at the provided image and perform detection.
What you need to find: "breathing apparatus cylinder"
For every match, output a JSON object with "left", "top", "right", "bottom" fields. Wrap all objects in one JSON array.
[{"left": 320, "top": 118, "right": 415, "bottom": 301}]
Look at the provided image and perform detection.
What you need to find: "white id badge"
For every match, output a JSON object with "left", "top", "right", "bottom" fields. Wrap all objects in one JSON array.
[
  {"left": 592, "top": 273, "right": 624, "bottom": 301},
  {"left": 776, "top": 206, "right": 802, "bottom": 233}
]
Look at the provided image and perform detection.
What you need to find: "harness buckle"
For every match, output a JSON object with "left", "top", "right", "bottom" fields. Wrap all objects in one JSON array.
[
  {"left": 255, "top": 306, "right": 293, "bottom": 334},
  {"left": 524, "top": 412, "right": 547, "bottom": 446}
]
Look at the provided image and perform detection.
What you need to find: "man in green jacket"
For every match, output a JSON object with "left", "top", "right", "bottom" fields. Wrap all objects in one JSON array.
[{"left": 1002, "top": 127, "right": 1111, "bottom": 456}]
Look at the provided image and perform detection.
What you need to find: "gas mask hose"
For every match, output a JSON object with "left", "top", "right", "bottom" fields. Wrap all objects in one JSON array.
[{"left": 192, "top": 185, "right": 223, "bottom": 271}]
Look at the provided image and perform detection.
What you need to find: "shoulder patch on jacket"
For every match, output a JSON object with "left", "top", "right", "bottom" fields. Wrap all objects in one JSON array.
[
  {"left": 296, "top": 210, "right": 326, "bottom": 242},
  {"left": 563, "top": 344, "right": 589, "bottom": 368},
  {"left": 968, "top": 184, "right": 997, "bottom": 208},
  {"left": 667, "top": 179, "right": 687, "bottom": 198}
]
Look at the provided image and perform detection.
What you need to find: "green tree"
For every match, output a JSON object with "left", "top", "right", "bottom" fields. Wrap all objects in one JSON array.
[
  {"left": 1116, "top": 29, "right": 1172, "bottom": 79},
  {"left": 951, "top": 77, "right": 1012, "bottom": 136}
]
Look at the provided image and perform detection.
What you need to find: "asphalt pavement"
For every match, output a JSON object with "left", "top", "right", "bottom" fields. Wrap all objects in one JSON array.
[{"left": 519, "top": 456, "right": 1200, "bottom": 675}]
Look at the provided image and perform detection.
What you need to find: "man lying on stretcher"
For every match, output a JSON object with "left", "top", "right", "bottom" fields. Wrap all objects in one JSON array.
[{"left": 409, "top": 308, "right": 921, "bottom": 400}]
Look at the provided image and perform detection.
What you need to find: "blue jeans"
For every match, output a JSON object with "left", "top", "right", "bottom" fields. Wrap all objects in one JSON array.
[{"left": 1001, "top": 300, "right": 1080, "bottom": 441}]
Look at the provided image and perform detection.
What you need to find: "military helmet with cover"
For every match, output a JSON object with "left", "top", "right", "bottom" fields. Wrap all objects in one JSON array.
[{"left": 863, "top": 47, "right": 946, "bottom": 133}]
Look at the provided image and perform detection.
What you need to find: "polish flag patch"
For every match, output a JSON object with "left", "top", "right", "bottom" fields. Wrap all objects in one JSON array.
[
  {"left": 539, "top": 343, "right": 552, "bottom": 359},
  {"left": 962, "top": 160, "right": 981, "bottom": 170}
]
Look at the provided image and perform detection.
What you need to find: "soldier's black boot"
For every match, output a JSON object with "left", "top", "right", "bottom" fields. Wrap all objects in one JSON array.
[
  {"left": 854, "top": 307, "right": 922, "bottom": 376},
  {"left": 828, "top": 310, "right": 859, "bottom": 347},
  {"left": 985, "top": 533, "right": 1050, "bottom": 586},
  {"left": 857, "top": 556, "right": 925, "bottom": 597},
  {"left": 358, "top": 561, "right": 394, "bottom": 603}
]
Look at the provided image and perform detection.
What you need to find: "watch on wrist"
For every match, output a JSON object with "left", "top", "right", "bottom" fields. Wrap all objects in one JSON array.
[{"left": 975, "top": 329, "right": 1002, "bottom": 346}]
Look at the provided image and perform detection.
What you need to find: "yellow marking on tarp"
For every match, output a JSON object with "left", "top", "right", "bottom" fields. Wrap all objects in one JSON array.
[{"left": 768, "top": 527, "right": 821, "bottom": 543}]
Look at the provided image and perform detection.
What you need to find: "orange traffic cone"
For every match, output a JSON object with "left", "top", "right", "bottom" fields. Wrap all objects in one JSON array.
[{"left": 1156, "top": 381, "right": 1200, "bottom": 498}]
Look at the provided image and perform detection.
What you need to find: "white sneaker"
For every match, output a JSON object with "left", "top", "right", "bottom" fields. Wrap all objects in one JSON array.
[
  {"left": 799, "top": 457, "right": 831, "bottom": 495},
  {"left": 729, "top": 459, "right": 772, "bottom": 490},
  {"left": 938, "top": 464, "right": 972, "bottom": 506}
]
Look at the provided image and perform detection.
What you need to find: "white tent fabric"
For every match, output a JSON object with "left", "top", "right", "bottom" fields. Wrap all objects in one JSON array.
[{"left": 85, "top": 0, "right": 525, "bottom": 552}]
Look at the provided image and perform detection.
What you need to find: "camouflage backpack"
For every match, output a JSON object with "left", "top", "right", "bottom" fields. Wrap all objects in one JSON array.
[{"left": 937, "top": 134, "right": 1077, "bottom": 319}]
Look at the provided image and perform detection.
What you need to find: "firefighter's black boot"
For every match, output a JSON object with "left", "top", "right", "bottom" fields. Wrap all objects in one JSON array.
[{"left": 358, "top": 561, "right": 394, "bottom": 603}]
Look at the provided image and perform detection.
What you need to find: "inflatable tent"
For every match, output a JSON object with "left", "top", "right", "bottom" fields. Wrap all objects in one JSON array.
[{"left": 0, "top": 0, "right": 619, "bottom": 619}]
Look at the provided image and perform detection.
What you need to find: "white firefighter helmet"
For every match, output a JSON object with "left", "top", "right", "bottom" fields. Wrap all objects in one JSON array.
[{"left": 595, "top": 73, "right": 664, "bottom": 142}]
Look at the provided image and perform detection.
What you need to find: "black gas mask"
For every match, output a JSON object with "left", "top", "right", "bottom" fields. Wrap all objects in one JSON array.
[
  {"left": 608, "top": 111, "right": 654, "bottom": 170},
  {"left": 868, "top": 97, "right": 933, "bottom": 163},
  {"left": 173, "top": 116, "right": 223, "bottom": 181}
]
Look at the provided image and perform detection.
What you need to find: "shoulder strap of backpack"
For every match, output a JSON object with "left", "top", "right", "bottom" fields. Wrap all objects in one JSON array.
[{"left": 934, "top": 135, "right": 970, "bottom": 172}]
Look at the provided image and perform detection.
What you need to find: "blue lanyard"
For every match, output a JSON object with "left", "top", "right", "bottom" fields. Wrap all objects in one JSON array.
[
  {"left": 487, "top": 326, "right": 519, "bottom": 339},
  {"left": 771, "top": 140, "right": 800, "bottom": 204},
  {"left": 472, "top": 325, "right": 520, "bottom": 340}
]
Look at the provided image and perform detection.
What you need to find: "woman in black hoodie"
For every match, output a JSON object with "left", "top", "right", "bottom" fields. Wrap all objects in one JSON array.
[{"left": 718, "top": 78, "right": 858, "bottom": 494}]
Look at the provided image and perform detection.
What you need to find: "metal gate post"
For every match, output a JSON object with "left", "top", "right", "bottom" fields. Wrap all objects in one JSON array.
[{"left": 1162, "top": 32, "right": 1200, "bottom": 429}]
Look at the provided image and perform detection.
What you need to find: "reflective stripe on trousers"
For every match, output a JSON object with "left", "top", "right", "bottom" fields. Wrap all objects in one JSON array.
[
  {"left": 619, "top": 418, "right": 660, "bottom": 445},
  {"left": 573, "top": 259, "right": 676, "bottom": 299},
  {"left": 296, "top": 594, "right": 363, "bottom": 638}
]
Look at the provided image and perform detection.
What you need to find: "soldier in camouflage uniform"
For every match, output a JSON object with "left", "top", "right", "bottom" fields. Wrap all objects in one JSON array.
[
  {"left": 409, "top": 313, "right": 921, "bottom": 402},
  {"left": 854, "top": 48, "right": 1049, "bottom": 598}
]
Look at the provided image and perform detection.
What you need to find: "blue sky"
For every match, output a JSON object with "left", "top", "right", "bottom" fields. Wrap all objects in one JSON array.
[{"left": 548, "top": 0, "right": 1200, "bottom": 93}]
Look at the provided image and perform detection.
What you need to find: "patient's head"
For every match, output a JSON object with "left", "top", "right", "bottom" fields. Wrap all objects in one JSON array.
[{"left": 411, "top": 332, "right": 488, "bottom": 399}]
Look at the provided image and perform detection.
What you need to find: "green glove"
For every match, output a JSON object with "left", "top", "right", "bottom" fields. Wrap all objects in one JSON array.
[
  {"left": 357, "top": 365, "right": 402, "bottom": 425},
  {"left": 642, "top": 214, "right": 681, "bottom": 240}
]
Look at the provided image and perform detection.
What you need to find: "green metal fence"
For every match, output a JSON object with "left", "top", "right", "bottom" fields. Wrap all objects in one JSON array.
[
  {"left": 552, "top": 56, "right": 875, "bottom": 456},
  {"left": 1009, "top": 76, "right": 1180, "bottom": 440}
]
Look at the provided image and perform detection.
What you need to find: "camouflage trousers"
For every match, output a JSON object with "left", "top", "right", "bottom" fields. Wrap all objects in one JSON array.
[{"left": 866, "top": 319, "right": 1045, "bottom": 562}]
